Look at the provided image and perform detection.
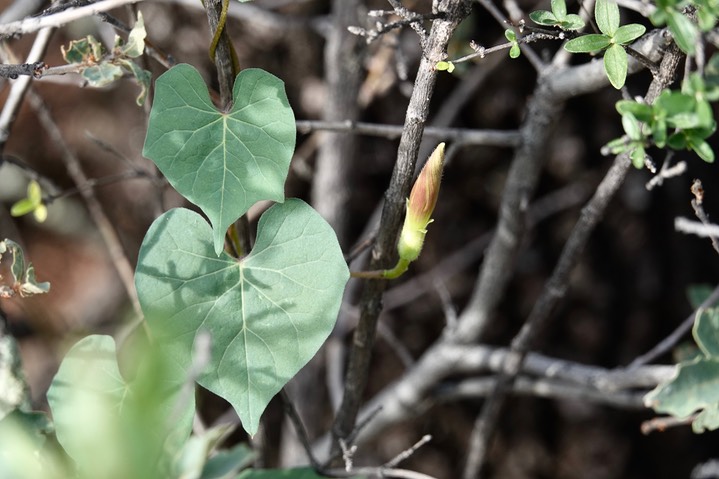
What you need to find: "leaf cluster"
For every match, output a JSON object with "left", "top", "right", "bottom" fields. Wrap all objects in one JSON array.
[
  {"left": 563, "top": 0, "right": 646, "bottom": 89},
  {"left": 529, "top": 0, "right": 585, "bottom": 30},
  {"left": 606, "top": 59, "right": 719, "bottom": 166},
  {"left": 61, "top": 13, "right": 151, "bottom": 105}
]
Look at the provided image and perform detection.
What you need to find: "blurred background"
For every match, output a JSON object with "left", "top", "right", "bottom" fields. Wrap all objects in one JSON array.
[{"left": 1, "top": 1, "right": 718, "bottom": 477}]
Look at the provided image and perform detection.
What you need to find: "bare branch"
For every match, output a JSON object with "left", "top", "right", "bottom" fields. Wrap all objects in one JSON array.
[{"left": 296, "top": 120, "right": 521, "bottom": 147}]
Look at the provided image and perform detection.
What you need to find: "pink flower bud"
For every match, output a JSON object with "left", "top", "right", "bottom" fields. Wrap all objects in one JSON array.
[{"left": 397, "top": 143, "right": 445, "bottom": 263}]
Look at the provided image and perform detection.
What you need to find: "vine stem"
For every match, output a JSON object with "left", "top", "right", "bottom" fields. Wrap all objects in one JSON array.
[{"left": 330, "top": 0, "right": 471, "bottom": 455}]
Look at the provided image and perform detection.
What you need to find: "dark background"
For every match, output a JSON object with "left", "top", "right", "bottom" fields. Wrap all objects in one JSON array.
[{"left": 1, "top": 1, "right": 718, "bottom": 477}]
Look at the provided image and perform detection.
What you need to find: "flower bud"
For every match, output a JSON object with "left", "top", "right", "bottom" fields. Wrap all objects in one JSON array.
[{"left": 397, "top": 143, "right": 445, "bottom": 262}]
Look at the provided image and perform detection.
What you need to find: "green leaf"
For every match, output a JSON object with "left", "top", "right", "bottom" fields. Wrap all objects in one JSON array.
[
  {"left": 82, "top": 63, "right": 124, "bottom": 87},
  {"left": 564, "top": 34, "right": 612, "bottom": 52},
  {"left": 120, "top": 59, "right": 152, "bottom": 106},
  {"left": 551, "top": 0, "right": 568, "bottom": 19},
  {"left": 435, "top": 61, "right": 455, "bottom": 73},
  {"left": 604, "top": 136, "right": 630, "bottom": 154},
  {"left": 667, "top": 131, "right": 688, "bottom": 149},
  {"left": 604, "top": 43, "right": 628, "bottom": 89},
  {"left": 5, "top": 240, "right": 25, "bottom": 286},
  {"left": 622, "top": 112, "right": 642, "bottom": 140},
  {"left": 693, "top": 403, "right": 719, "bottom": 432},
  {"left": 613, "top": 23, "right": 647, "bottom": 44},
  {"left": 510, "top": 42, "right": 521, "bottom": 58},
  {"left": 19, "top": 265, "right": 50, "bottom": 296},
  {"left": 143, "top": 64, "right": 296, "bottom": 256},
  {"left": 693, "top": 308, "right": 719, "bottom": 357},
  {"left": 630, "top": 145, "right": 645, "bottom": 168},
  {"left": 505, "top": 29, "right": 517, "bottom": 41},
  {"left": 529, "top": 10, "right": 558, "bottom": 25},
  {"left": 0, "top": 411, "right": 66, "bottom": 479},
  {"left": 690, "top": 139, "right": 715, "bottom": 162},
  {"left": 688, "top": 284, "right": 715, "bottom": 309},
  {"left": 200, "top": 443, "right": 254, "bottom": 479},
  {"left": 47, "top": 335, "right": 193, "bottom": 478},
  {"left": 667, "top": 10, "right": 698, "bottom": 54},
  {"left": 10, "top": 198, "right": 35, "bottom": 217},
  {"left": 595, "top": 0, "right": 620, "bottom": 36},
  {"left": 173, "top": 423, "right": 239, "bottom": 479},
  {"left": 560, "top": 14, "right": 586, "bottom": 30},
  {"left": 645, "top": 357, "right": 719, "bottom": 420},
  {"left": 121, "top": 11, "right": 146, "bottom": 58},
  {"left": 616, "top": 100, "right": 653, "bottom": 122},
  {"left": 135, "top": 200, "right": 349, "bottom": 436}
]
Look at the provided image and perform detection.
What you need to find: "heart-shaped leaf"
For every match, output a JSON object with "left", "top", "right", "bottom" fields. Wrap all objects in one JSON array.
[
  {"left": 47, "top": 335, "right": 194, "bottom": 478},
  {"left": 135, "top": 199, "right": 349, "bottom": 435},
  {"left": 143, "top": 64, "right": 296, "bottom": 255}
]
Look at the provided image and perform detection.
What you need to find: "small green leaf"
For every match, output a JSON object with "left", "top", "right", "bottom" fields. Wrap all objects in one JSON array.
[
  {"left": 564, "top": 34, "right": 612, "bottom": 52},
  {"left": 121, "top": 12, "right": 146, "bottom": 58},
  {"left": 120, "top": 59, "right": 152, "bottom": 106},
  {"left": 667, "top": 131, "right": 688, "bottom": 149},
  {"left": 604, "top": 43, "right": 628, "bottom": 89},
  {"left": 26, "top": 180, "right": 41, "bottom": 204},
  {"left": 435, "top": 61, "right": 455, "bottom": 73},
  {"left": 693, "top": 308, "right": 719, "bottom": 357},
  {"left": 616, "top": 100, "right": 653, "bottom": 122},
  {"left": 690, "top": 139, "right": 715, "bottom": 162},
  {"left": 560, "top": 14, "right": 586, "bottom": 30},
  {"left": 630, "top": 145, "right": 645, "bottom": 168},
  {"left": 505, "top": 29, "right": 517, "bottom": 41},
  {"left": 19, "top": 265, "right": 50, "bottom": 297},
  {"left": 82, "top": 63, "right": 124, "bottom": 87},
  {"left": 604, "top": 136, "right": 630, "bottom": 154},
  {"left": 510, "top": 43, "right": 521, "bottom": 58},
  {"left": 622, "top": 112, "right": 642, "bottom": 140},
  {"left": 645, "top": 357, "right": 719, "bottom": 420},
  {"left": 667, "top": 10, "right": 698, "bottom": 54},
  {"left": 595, "top": 0, "right": 620, "bottom": 36},
  {"left": 551, "top": 0, "right": 568, "bottom": 19},
  {"left": 135, "top": 200, "right": 349, "bottom": 436},
  {"left": 62, "top": 38, "right": 93, "bottom": 64},
  {"left": 529, "top": 10, "right": 558, "bottom": 25},
  {"left": 10, "top": 199, "right": 35, "bottom": 218},
  {"left": 693, "top": 404, "right": 719, "bottom": 432},
  {"left": 143, "top": 64, "right": 296, "bottom": 255},
  {"left": 613, "top": 23, "right": 647, "bottom": 44}
]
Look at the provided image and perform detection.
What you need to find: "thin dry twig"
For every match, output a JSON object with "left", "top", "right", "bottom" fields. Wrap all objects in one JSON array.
[
  {"left": 688, "top": 179, "right": 719, "bottom": 254},
  {"left": 331, "top": 0, "right": 471, "bottom": 453},
  {"left": 461, "top": 42, "right": 684, "bottom": 479}
]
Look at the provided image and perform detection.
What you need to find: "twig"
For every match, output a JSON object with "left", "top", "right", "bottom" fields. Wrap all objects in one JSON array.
[
  {"left": 474, "top": 0, "right": 544, "bottom": 70},
  {"left": 311, "top": 0, "right": 363, "bottom": 246},
  {"left": 384, "top": 434, "right": 433, "bottom": 468},
  {"left": 330, "top": 0, "right": 470, "bottom": 452},
  {"left": 296, "top": 120, "right": 521, "bottom": 146},
  {"left": 645, "top": 152, "right": 686, "bottom": 190},
  {"left": 674, "top": 217, "right": 719, "bottom": 242},
  {"left": 629, "top": 282, "right": 719, "bottom": 368},
  {"left": 688, "top": 179, "right": 719, "bottom": 255},
  {"left": 437, "top": 376, "right": 647, "bottom": 409},
  {"left": 461, "top": 42, "right": 684, "bottom": 479},
  {"left": 641, "top": 413, "right": 697, "bottom": 434},
  {"left": 26, "top": 88, "right": 143, "bottom": 318},
  {"left": 280, "top": 389, "right": 321, "bottom": 469}
]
